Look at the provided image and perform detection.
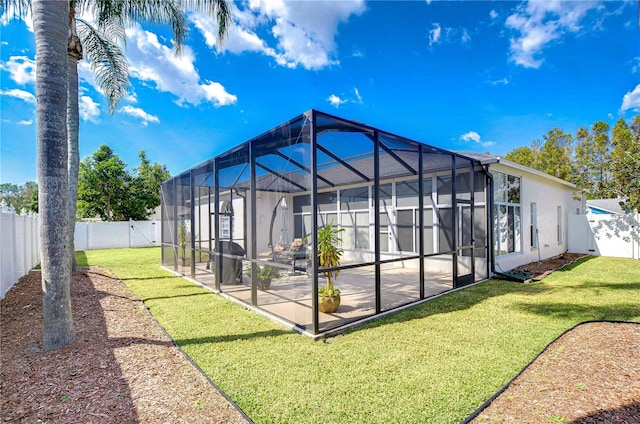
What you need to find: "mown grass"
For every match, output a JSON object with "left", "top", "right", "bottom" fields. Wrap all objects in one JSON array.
[{"left": 79, "top": 248, "right": 640, "bottom": 423}]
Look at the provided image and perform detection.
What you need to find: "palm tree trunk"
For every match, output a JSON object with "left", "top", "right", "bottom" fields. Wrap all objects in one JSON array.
[
  {"left": 33, "top": 0, "right": 74, "bottom": 351},
  {"left": 68, "top": 8, "right": 82, "bottom": 272}
]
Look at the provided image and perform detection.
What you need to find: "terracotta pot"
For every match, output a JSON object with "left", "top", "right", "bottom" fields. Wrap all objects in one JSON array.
[{"left": 318, "top": 294, "right": 340, "bottom": 313}]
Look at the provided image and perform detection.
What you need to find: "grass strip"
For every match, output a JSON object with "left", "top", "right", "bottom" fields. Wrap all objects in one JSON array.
[{"left": 79, "top": 248, "right": 640, "bottom": 423}]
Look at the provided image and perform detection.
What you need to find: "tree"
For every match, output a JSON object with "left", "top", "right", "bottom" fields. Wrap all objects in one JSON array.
[
  {"left": 77, "top": 145, "right": 170, "bottom": 221},
  {"left": 505, "top": 129, "right": 574, "bottom": 182},
  {"left": 610, "top": 116, "right": 640, "bottom": 213},
  {"left": 124, "top": 151, "right": 170, "bottom": 220},
  {"left": 535, "top": 128, "right": 574, "bottom": 181},
  {"left": 505, "top": 146, "right": 537, "bottom": 168},
  {"left": 0, "top": 181, "right": 38, "bottom": 213},
  {"left": 574, "top": 121, "right": 614, "bottom": 199},
  {"left": 77, "top": 144, "right": 130, "bottom": 221},
  {"left": 32, "top": 0, "right": 74, "bottom": 350}
]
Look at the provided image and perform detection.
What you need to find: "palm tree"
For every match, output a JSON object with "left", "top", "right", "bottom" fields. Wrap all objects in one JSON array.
[
  {"left": 31, "top": 0, "right": 74, "bottom": 350},
  {"left": 3, "top": 0, "right": 232, "bottom": 350}
]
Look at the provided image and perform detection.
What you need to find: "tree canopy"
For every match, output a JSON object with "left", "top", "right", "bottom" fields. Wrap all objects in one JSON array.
[
  {"left": 0, "top": 181, "right": 38, "bottom": 213},
  {"left": 504, "top": 114, "right": 640, "bottom": 213},
  {"left": 77, "top": 144, "right": 169, "bottom": 221}
]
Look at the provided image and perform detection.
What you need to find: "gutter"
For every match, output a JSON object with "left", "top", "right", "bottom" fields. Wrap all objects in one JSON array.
[{"left": 485, "top": 167, "right": 526, "bottom": 283}]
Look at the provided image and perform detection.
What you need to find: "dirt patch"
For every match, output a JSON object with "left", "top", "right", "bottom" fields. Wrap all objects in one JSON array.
[{"left": 0, "top": 268, "right": 249, "bottom": 424}]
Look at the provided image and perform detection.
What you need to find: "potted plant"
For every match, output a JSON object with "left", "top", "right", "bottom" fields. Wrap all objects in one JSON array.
[
  {"left": 313, "top": 223, "right": 344, "bottom": 313},
  {"left": 248, "top": 264, "right": 281, "bottom": 290}
]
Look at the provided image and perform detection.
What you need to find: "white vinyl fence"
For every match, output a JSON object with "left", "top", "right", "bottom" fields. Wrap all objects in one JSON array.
[
  {"left": 1, "top": 203, "right": 40, "bottom": 299},
  {"left": 1, "top": 210, "right": 160, "bottom": 299},
  {"left": 73, "top": 219, "right": 160, "bottom": 251},
  {"left": 568, "top": 212, "right": 640, "bottom": 259}
]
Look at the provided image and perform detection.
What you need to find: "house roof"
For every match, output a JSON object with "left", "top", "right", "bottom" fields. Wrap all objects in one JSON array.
[
  {"left": 460, "top": 152, "right": 577, "bottom": 189},
  {"left": 586, "top": 198, "right": 625, "bottom": 215}
]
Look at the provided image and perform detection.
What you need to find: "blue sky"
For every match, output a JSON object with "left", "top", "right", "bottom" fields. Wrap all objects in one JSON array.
[{"left": 1, "top": 0, "right": 639, "bottom": 186}]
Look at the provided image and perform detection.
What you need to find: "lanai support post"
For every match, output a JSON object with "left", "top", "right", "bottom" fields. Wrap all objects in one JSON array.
[{"left": 310, "top": 110, "right": 319, "bottom": 334}]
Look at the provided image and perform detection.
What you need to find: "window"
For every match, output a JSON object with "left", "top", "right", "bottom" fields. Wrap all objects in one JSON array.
[
  {"left": 530, "top": 202, "right": 538, "bottom": 249},
  {"left": 221, "top": 216, "right": 231, "bottom": 239},
  {"left": 494, "top": 171, "right": 521, "bottom": 256},
  {"left": 557, "top": 206, "right": 563, "bottom": 243},
  {"left": 339, "top": 187, "right": 369, "bottom": 250}
]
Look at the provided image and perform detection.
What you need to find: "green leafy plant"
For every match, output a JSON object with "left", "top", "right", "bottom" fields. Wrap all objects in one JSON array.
[
  {"left": 256, "top": 264, "right": 281, "bottom": 280},
  {"left": 178, "top": 221, "right": 188, "bottom": 259},
  {"left": 314, "top": 222, "right": 344, "bottom": 299}
]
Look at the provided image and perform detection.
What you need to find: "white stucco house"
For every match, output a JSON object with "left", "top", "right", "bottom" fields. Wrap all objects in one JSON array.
[{"left": 466, "top": 153, "right": 585, "bottom": 272}]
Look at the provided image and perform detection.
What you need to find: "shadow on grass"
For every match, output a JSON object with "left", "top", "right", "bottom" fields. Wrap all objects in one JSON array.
[
  {"left": 143, "top": 291, "right": 212, "bottom": 302},
  {"left": 174, "top": 328, "right": 291, "bottom": 345},
  {"left": 511, "top": 302, "right": 640, "bottom": 321},
  {"left": 120, "top": 275, "right": 182, "bottom": 281},
  {"left": 557, "top": 281, "right": 640, "bottom": 291},
  {"left": 75, "top": 250, "right": 88, "bottom": 267}
]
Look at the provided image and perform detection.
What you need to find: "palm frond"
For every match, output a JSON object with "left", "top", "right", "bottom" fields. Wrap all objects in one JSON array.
[
  {"left": 76, "top": 18, "right": 130, "bottom": 115},
  {"left": 181, "top": 0, "right": 232, "bottom": 47},
  {"left": 0, "top": 0, "right": 31, "bottom": 20},
  {"left": 93, "top": 0, "right": 188, "bottom": 54}
]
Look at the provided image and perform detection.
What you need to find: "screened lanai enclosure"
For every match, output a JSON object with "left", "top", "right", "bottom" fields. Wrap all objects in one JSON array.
[{"left": 161, "top": 110, "right": 490, "bottom": 335}]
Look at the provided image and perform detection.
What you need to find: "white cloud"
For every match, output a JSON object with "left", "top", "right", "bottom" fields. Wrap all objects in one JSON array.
[
  {"left": 0, "top": 88, "right": 35, "bottom": 103},
  {"left": 124, "top": 25, "right": 237, "bottom": 107},
  {"left": 621, "top": 84, "right": 640, "bottom": 112},
  {"left": 490, "top": 10, "right": 499, "bottom": 20},
  {"left": 505, "top": 1, "right": 600, "bottom": 69},
  {"left": 489, "top": 78, "right": 509, "bottom": 86},
  {"left": 1, "top": 56, "right": 35, "bottom": 85},
  {"left": 353, "top": 87, "right": 363, "bottom": 104},
  {"left": 119, "top": 105, "right": 160, "bottom": 126},
  {"left": 461, "top": 131, "right": 495, "bottom": 148},
  {"left": 191, "top": 0, "right": 366, "bottom": 70},
  {"left": 77, "top": 60, "right": 101, "bottom": 94},
  {"left": 327, "top": 94, "right": 347, "bottom": 108},
  {"left": 79, "top": 95, "right": 100, "bottom": 122},
  {"left": 428, "top": 23, "right": 469, "bottom": 47},
  {"left": 17, "top": 119, "right": 33, "bottom": 126},
  {"left": 428, "top": 23, "right": 442, "bottom": 46},
  {"left": 461, "top": 28, "right": 471, "bottom": 43},
  {"left": 631, "top": 56, "right": 640, "bottom": 73}
]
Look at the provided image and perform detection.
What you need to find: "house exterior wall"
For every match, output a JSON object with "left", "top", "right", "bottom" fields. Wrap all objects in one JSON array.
[{"left": 490, "top": 162, "right": 583, "bottom": 272}]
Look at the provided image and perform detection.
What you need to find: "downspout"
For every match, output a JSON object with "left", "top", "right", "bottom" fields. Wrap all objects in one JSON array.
[{"left": 486, "top": 166, "right": 523, "bottom": 282}]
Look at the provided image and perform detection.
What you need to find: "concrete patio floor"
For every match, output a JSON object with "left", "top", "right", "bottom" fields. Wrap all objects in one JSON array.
[{"left": 183, "top": 261, "right": 454, "bottom": 333}]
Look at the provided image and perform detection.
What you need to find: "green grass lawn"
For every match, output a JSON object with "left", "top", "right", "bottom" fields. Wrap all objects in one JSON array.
[{"left": 78, "top": 248, "right": 640, "bottom": 423}]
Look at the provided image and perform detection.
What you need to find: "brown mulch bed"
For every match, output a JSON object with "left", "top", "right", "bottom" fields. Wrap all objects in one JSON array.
[
  {"left": 472, "top": 322, "right": 640, "bottom": 423},
  {"left": 0, "top": 268, "right": 249, "bottom": 424},
  {"left": 497, "top": 253, "right": 589, "bottom": 281},
  {"left": 514, "top": 252, "right": 589, "bottom": 281}
]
